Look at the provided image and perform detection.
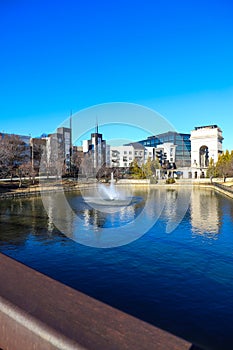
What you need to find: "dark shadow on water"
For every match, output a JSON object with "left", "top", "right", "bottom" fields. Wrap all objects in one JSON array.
[{"left": 190, "top": 345, "right": 205, "bottom": 350}]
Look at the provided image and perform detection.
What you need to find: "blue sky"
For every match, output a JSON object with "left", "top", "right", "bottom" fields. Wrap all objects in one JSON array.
[{"left": 0, "top": 0, "right": 232, "bottom": 149}]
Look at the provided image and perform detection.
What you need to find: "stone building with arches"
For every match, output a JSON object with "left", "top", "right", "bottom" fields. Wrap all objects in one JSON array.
[{"left": 190, "top": 125, "right": 223, "bottom": 178}]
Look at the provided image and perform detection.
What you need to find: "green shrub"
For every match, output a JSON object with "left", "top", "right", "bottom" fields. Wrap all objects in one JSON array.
[{"left": 165, "top": 178, "right": 176, "bottom": 184}]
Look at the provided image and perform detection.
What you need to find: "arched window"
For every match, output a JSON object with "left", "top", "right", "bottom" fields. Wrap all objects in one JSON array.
[{"left": 199, "top": 146, "right": 209, "bottom": 167}]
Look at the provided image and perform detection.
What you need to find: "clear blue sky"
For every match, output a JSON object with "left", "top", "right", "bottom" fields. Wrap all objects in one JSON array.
[{"left": 0, "top": 0, "right": 232, "bottom": 149}]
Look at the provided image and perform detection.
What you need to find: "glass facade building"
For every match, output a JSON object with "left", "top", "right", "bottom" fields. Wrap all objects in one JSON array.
[{"left": 138, "top": 131, "right": 191, "bottom": 167}]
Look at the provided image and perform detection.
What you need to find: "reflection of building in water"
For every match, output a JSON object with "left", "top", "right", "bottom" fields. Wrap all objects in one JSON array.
[
  {"left": 83, "top": 209, "right": 91, "bottom": 228},
  {"left": 44, "top": 194, "right": 75, "bottom": 237},
  {"left": 82, "top": 204, "right": 136, "bottom": 230},
  {"left": 162, "top": 189, "right": 178, "bottom": 219},
  {"left": 162, "top": 188, "right": 191, "bottom": 233},
  {"left": 190, "top": 188, "right": 220, "bottom": 235},
  {"left": 46, "top": 196, "right": 55, "bottom": 233},
  {"left": 83, "top": 209, "right": 103, "bottom": 230},
  {"left": 119, "top": 205, "right": 135, "bottom": 223}
]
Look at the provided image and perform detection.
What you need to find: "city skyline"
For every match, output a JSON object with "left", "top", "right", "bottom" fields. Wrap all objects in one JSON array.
[{"left": 0, "top": 1, "right": 232, "bottom": 149}]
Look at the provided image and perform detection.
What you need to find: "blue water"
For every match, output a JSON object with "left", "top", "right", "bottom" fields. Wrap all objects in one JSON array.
[{"left": 0, "top": 187, "right": 233, "bottom": 349}]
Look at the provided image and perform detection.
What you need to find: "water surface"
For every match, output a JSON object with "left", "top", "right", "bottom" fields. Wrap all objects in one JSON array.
[{"left": 0, "top": 187, "right": 233, "bottom": 350}]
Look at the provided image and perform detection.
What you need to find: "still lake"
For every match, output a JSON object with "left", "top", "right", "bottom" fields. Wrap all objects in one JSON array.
[{"left": 1, "top": 186, "right": 233, "bottom": 349}]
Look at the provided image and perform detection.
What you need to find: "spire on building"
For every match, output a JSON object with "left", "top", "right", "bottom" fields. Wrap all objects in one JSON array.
[
  {"left": 70, "top": 110, "right": 72, "bottom": 131},
  {"left": 96, "top": 116, "right": 99, "bottom": 134}
]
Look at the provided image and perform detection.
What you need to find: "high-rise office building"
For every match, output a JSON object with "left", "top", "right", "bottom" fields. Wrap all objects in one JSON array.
[{"left": 82, "top": 128, "right": 106, "bottom": 170}]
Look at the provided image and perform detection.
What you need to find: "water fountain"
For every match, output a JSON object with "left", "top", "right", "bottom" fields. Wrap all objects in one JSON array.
[
  {"left": 98, "top": 172, "right": 119, "bottom": 201},
  {"left": 83, "top": 172, "right": 135, "bottom": 209}
]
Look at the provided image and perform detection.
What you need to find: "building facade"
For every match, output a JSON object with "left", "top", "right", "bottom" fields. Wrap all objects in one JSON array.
[
  {"left": 107, "top": 142, "right": 176, "bottom": 169},
  {"left": 108, "top": 143, "right": 146, "bottom": 168},
  {"left": 83, "top": 131, "right": 106, "bottom": 170},
  {"left": 138, "top": 131, "right": 191, "bottom": 167},
  {"left": 190, "top": 125, "right": 223, "bottom": 177},
  {"left": 43, "top": 126, "right": 72, "bottom": 175},
  {"left": 155, "top": 142, "right": 177, "bottom": 164},
  {"left": 56, "top": 127, "right": 72, "bottom": 166}
]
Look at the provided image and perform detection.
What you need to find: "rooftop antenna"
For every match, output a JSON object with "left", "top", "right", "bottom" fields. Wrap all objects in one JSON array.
[
  {"left": 70, "top": 110, "right": 72, "bottom": 130},
  {"left": 69, "top": 110, "right": 73, "bottom": 174},
  {"left": 96, "top": 116, "right": 99, "bottom": 134}
]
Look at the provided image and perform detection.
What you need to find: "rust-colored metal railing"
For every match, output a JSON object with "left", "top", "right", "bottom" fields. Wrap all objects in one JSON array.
[{"left": 0, "top": 253, "right": 195, "bottom": 350}]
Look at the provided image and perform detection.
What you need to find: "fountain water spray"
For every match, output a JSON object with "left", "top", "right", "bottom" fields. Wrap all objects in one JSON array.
[
  {"left": 83, "top": 172, "right": 134, "bottom": 212},
  {"left": 98, "top": 173, "right": 119, "bottom": 201}
]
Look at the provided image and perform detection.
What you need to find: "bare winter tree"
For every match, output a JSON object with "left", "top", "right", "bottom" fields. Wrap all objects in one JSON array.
[
  {"left": 18, "top": 161, "right": 37, "bottom": 185},
  {"left": 71, "top": 150, "right": 83, "bottom": 177},
  {"left": 30, "top": 139, "right": 46, "bottom": 175},
  {"left": 0, "top": 134, "right": 28, "bottom": 179},
  {"left": 39, "top": 136, "right": 65, "bottom": 178},
  {"left": 80, "top": 152, "right": 94, "bottom": 179}
]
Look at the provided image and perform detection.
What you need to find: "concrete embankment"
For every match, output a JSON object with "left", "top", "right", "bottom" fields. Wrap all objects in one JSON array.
[
  {"left": 0, "top": 185, "right": 81, "bottom": 199},
  {"left": 0, "top": 180, "right": 89, "bottom": 199},
  {"left": 210, "top": 182, "right": 233, "bottom": 199},
  {"left": 1, "top": 178, "right": 233, "bottom": 200}
]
